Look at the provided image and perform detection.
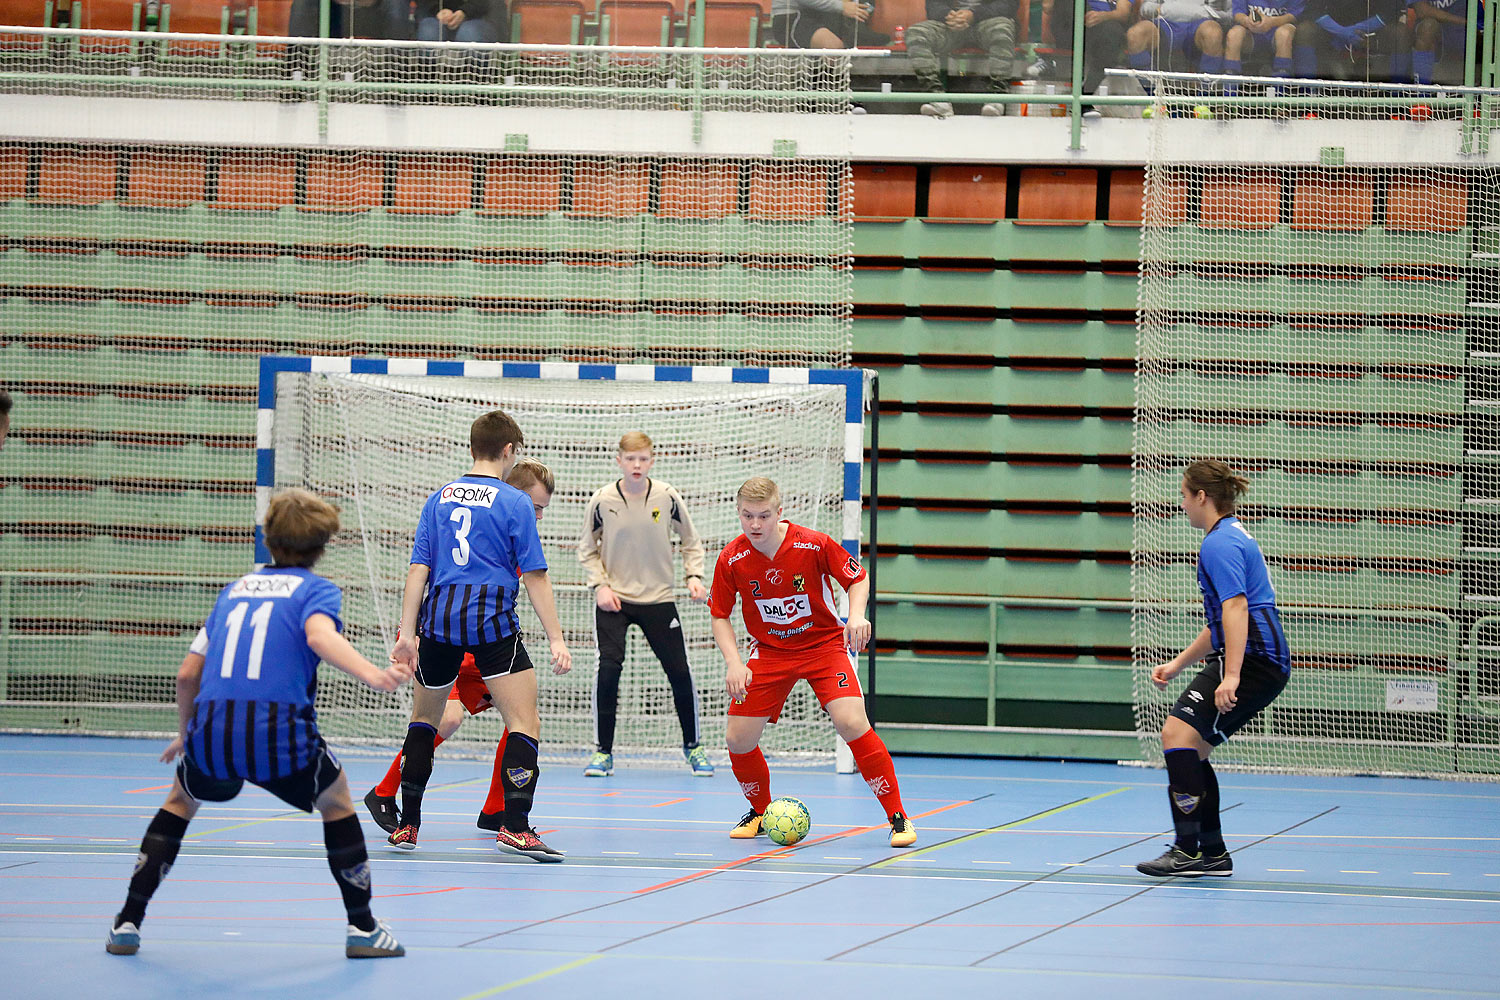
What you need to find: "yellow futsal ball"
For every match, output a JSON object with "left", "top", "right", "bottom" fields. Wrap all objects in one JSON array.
[{"left": 762, "top": 796, "right": 811, "bottom": 846}]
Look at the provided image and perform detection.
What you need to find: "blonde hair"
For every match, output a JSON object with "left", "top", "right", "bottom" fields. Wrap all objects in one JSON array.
[
  {"left": 263, "top": 488, "right": 340, "bottom": 568},
  {"left": 618, "top": 431, "right": 653, "bottom": 454},
  {"left": 507, "top": 458, "right": 555, "bottom": 494},
  {"left": 736, "top": 476, "right": 781, "bottom": 507},
  {"left": 1183, "top": 459, "right": 1250, "bottom": 515}
]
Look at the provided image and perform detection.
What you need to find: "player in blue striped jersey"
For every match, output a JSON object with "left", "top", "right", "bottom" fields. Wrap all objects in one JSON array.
[
  {"left": 105, "top": 489, "right": 413, "bottom": 959},
  {"left": 1137, "top": 461, "right": 1291, "bottom": 878},
  {"left": 388, "top": 409, "right": 573, "bottom": 861}
]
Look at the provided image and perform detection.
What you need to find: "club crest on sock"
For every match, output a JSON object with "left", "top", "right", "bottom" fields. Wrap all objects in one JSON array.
[
  {"left": 506, "top": 767, "right": 535, "bottom": 788},
  {"left": 866, "top": 775, "right": 890, "bottom": 796},
  {"left": 1173, "top": 790, "right": 1201, "bottom": 814},
  {"left": 738, "top": 780, "right": 760, "bottom": 798},
  {"left": 340, "top": 862, "right": 372, "bottom": 891}
]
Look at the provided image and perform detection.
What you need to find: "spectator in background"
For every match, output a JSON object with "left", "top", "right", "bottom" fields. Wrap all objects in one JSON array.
[
  {"left": 288, "top": 0, "right": 404, "bottom": 38},
  {"left": 413, "top": 0, "right": 501, "bottom": 41},
  {"left": 1224, "top": 0, "right": 1303, "bottom": 88},
  {"left": 906, "top": 0, "right": 1020, "bottom": 117},
  {"left": 0, "top": 387, "right": 10, "bottom": 451},
  {"left": 1045, "top": 0, "right": 1135, "bottom": 95},
  {"left": 1293, "top": 0, "right": 1409, "bottom": 81},
  {"left": 771, "top": 0, "right": 890, "bottom": 48},
  {"left": 1410, "top": 0, "right": 1472, "bottom": 84},
  {"left": 1125, "top": 0, "right": 1231, "bottom": 82}
]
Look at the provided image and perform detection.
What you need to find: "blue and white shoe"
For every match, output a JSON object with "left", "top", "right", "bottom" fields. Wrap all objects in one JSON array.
[
  {"left": 346, "top": 919, "right": 405, "bottom": 958},
  {"left": 583, "top": 751, "right": 614, "bottom": 777},
  {"left": 105, "top": 921, "right": 140, "bottom": 955},
  {"left": 685, "top": 745, "right": 715, "bottom": 777}
]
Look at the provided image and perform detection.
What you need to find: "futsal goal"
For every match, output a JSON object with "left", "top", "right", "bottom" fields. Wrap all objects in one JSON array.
[{"left": 260, "top": 356, "right": 870, "bottom": 765}]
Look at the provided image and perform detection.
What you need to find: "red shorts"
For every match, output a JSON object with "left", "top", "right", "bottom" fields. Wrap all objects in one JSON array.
[
  {"left": 728, "top": 646, "right": 863, "bottom": 724},
  {"left": 448, "top": 654, "right": 494, "bottom": 716}
]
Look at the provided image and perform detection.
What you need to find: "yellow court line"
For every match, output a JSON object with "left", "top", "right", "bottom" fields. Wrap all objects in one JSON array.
[
  {"left": 456, "top": 955, "right": 603, "bottom": 1000},
  {"left": 873, "top": 787, "right": 1131, "bottom": 868},
  {"left": 186, "top": 816, "right": 301, "bottom": 839}
]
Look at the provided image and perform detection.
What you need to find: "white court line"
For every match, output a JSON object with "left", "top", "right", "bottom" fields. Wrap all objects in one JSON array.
[
  {"left": 824, "top": 856, "right": 863, "bottom": 861},
  {"left": 973, "top": 860, "right": 1011, "bottom": 865},
  {"left": 675, "top": 853, "right": 714, "bottom": 858},
  {"left": 1342, "top": 870, "right": 1380, "bottom": 874},
  {"left": 601, "top": 851, "right": 639, "bottom": 856},
  {"left": 5, "top": 848, "right": 1500, "bottom": 907},
  {"left": 1414, "top": 872, "right": 1453, "bottom": 876},
  {"left": 9, "top": 802, "right": 1500, "bottom": 843}
]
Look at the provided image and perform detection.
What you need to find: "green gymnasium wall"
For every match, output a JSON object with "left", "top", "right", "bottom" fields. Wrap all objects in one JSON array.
[
  {"left": 848, "top": 163, "right": 1143, "bottom": 758},
  {"left": 1, "top": 150, "right": 1146, "bottom": 759}
]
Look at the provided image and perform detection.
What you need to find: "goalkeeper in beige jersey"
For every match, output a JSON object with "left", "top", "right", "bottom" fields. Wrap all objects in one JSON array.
[{"left": 578, "top": 432, "right": 714, "bottom": 777}]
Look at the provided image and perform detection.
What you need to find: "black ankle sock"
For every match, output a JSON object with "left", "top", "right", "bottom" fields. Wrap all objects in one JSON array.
[
  {"left": 118, "top": 809, "right": 190, "bottom": 928},
  {"left": 399, "top": 722, "right": 437, "bottom": 828},
  {"left": 324, "top": 814, "right": 376, "bottom": 932},
  {"left": 1198, "top": 759, "right": 1225, "bottom": 854},
  {"left": 501, "top": 732, "right": 540, "bottom": 834},
  {"left": 1164, "top": 747, "right": 1205, "bottom": 855}
]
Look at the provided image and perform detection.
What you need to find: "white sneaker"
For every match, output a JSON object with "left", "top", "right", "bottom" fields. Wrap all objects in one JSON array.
[
  {"left": 980, "top": 102, "right": 1005, "bottom": 116},
  {"left": 919, "top": 101, "right": 954, "bottom": 118}
]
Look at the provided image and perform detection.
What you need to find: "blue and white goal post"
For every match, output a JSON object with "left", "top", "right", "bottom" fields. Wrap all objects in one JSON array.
[{"left": 252, "top": 355, "right": 873, "bottom": 766}]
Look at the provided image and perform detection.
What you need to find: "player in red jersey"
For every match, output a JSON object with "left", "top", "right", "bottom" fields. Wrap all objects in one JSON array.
[
  {"left": 709, "top": 476, "right": 916, "bottom": 849},
  {"left": 363, "top": 459, "right": 555, "bottom": 835}
]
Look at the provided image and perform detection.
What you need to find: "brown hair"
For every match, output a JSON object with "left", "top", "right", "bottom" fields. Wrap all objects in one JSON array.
[
  {"left": 470, "top": 409, "right": 523, "bottom": 462},
  {"left": 507, "top": 457, "right": 555, "bottom": 494},
  {"left": 263, "top": 488, "right": 340, "bottom": 568},
  {"left": 618, "top": 431, "right": 653, "bottom": 454},
  {"left": 1183, "top": 459, "right": 1249, "bottom": 515},
  {"left": 736, "top": 476, "right": 781, "bottom": 507}
]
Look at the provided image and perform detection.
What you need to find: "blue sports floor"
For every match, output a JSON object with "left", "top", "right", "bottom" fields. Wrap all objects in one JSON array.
[{"left": 3, "top": 735, "right": 1500, "bottom": 999}]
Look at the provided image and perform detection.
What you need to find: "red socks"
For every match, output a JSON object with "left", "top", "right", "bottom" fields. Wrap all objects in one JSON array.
[
  {"left": 375, "top": 733, "right": 447, "bottom": 798},
  {"left": 377, "top": 730, "right": 512, "bottom": 816},
  {"left": 481, "top": 730, "right": 510, "bottom": 815},
  {"left": 728, "top": 747, "right": 772, "bottom": 813},
  {"left": 848, "top": 728, "right": 906, "bottom": 820}
]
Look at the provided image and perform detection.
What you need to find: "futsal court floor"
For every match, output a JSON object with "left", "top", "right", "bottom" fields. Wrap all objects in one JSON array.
[{"left": 3, "top": 734, "right": 1499, "bottom": 999}]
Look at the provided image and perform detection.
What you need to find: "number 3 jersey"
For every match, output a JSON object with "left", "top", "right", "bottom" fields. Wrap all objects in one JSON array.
[
  {"left": 185, "top": 566, "right": 344, "bottom": 780},
  {"left": 709, "top": 521, "right": 866, "bottom": 657},
  {"left": 410, "top": 474, "right": 548, "bottom": 644}
]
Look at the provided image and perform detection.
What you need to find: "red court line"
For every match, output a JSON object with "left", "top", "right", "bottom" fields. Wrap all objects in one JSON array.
[
  {"left": 650, "top": 798, "right": 689, "bottom": 808},
  {"left": 124, "top": 785, "right": 172, "bottom": 794},
  {"left": 632, "top": 799, "right": 973, "bottom": 894}
]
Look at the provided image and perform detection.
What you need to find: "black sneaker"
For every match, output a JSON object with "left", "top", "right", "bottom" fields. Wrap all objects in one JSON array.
[
  {"left": 1136, "top": 844, "right": 1208, "bottom": 877},
  {"left": 363, "top": 788, "right": 400, "bottom": 835},
  {"left": 476, "top": 809, "right": 503, "bottom": 832},
  {"left": 1199, "top": 850, "right": 1233, "bottom": 876}
]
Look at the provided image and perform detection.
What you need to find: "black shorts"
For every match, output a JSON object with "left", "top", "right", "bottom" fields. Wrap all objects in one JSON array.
[
  {"left": 416, "top": 631, "right": 533, "bottom": 689},
  {"left": 176, "top": 740, "right": 343, "bottom": 813},
  {"left": 1170, "top": 651, "right": 1289, "bottom": 746},
  {"left": 772, "top": 10, "right": 860, "bottom": 47}
]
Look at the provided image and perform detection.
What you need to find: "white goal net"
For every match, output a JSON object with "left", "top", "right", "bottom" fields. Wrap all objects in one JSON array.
[
  {"left": 1133, "top": 73, "right": 1500, "bottom": 778},
  {"left": 268, "top": 361, "right": 864, "bottom": 765}
]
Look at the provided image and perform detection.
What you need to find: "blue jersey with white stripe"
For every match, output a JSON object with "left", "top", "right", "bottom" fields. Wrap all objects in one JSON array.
[
  {"left": 186, "top": 567, "right": 342, "bottom": 781},
  {"left": 411, "top": 474, "right": 548, "bottom": 645},
  {"left": 1197, "top": 517, "right": 1290, "bottom": 673}
]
